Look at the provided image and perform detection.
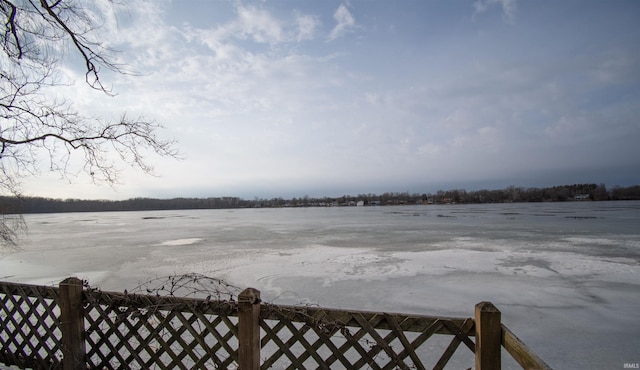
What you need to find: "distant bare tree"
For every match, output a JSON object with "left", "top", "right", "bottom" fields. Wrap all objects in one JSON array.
[{"left": 1, "top": 0, "right": 178, "bottom": 244}]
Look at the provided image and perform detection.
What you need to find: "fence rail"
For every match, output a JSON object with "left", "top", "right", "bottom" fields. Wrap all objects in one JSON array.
[{"left": 0, "top": 277, "right": 552, "bottom": 369}]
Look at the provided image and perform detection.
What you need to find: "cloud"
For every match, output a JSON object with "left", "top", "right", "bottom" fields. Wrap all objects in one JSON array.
[
  {"left": 188, "top": 5, "right": 284, "bottom": 46},
  {"left": 328, "top": 3, "right": 356, "bottom": 41},
  {"left": 295, "top": 13, "right": 319, "bottom": 41},
  {"left": 20, "top": 0, "right": 640, "bottom": 200},
  {"left": 236, "top": 5, "right": 284, "bottom": 44},
  {"left": 473, "top": 0, "right": 518, "bottom": 24},
  {"left": 183, "top": 4, "right": 321, "bottom": 52},
  {"left": 98, "top": 1, "right": 198, "bottom": 73}
]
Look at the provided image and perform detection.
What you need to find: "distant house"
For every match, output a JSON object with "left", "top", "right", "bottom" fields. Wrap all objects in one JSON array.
[{"left": 574, "top": 194, "right": 591, "bottom": 201}]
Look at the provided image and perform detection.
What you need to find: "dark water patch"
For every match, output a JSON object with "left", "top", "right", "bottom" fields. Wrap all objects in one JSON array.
[
  {"left": 386, "top": 211, "right": 429, "bottom": 217},
  {"left": 565, "top": 216, "right": 600, "bottom": 219},
  {"left": 142, "top": 216, "right": 166, "bottom": 220},
  {"left": 437, "top": 214, "right": 455, "bottom": 218},
  {"left": 499, "top": 256, "right": 559, "bottom": 274}
]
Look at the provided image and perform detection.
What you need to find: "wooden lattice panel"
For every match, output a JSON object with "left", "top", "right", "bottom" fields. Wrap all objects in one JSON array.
[
  {"left": 82, "top": 289, "right": 240, "bottom": 369},
  {"left": 0, "top": 282, "right": 62, "bottom": 369},
  {"left": 1, "top": 279, "right": 550, "bottom": 369},
  {"left": 259, "top": 305, "right": 476, "bottom": 370}
]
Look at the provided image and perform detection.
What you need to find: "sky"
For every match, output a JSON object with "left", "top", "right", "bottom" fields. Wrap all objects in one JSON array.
[{"left": 21, "top": 0, "right": 640, "bottom": 200}]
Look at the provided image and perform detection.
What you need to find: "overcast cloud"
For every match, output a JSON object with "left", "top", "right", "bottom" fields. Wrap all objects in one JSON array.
[{"left": 22, "top": 0, "right": 640, "bottom": 200}]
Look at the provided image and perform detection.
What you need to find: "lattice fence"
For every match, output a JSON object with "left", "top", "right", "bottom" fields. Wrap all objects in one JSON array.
[
  {"left": 0, "top": 282, "right": 62, "bottom": 369},
  {"left": 82, "top": 289, "right": 240, "bottom": 369},
  {"left": 259, "top": 305, "right": 476, "bottom": 369},
  {"left": 0, "top": 278, "right": 551, "bottom": 370}
]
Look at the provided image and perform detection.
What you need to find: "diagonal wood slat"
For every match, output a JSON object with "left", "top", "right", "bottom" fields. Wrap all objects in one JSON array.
[
  {"left": 433, "top": 318, "right": 475, "bottom": 370},
  {"left": 382, "top": 313, "right": 426, "bottom": 370},
  {"left": 352, "top": 313, "right": 410, "bottom": 370}
]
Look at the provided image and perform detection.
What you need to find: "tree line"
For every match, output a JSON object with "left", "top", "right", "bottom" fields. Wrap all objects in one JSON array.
[{"left": 1, "top": 183, "right": 639, "bottom": 214}]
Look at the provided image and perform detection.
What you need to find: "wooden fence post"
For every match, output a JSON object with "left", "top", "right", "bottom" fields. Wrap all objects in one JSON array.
[
  {"left": 59, "top": 277, "right": 86, "bottom": 370},
  {"left": 238, "top": 288, "right": 261, "bottom": 370},
  {"left": 475, "top": 301, "right": 502, "bottom": 370}
]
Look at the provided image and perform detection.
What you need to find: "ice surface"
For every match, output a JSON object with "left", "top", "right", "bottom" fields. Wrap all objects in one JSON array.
[
  {"left": 158, "top": 238, "right": 203, "bottom": 246},
  {"left": 1, "top": 202, "right": 640, "bottom": 369}
]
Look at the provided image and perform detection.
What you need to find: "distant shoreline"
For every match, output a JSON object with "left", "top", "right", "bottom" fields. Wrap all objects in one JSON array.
[{"left": 1, "top": 183, "right": 639, "bottom": 214}]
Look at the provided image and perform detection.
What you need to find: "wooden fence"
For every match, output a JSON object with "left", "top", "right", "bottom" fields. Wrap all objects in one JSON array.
[{"left": 0, "top": 277, "right": 551, "bottom": 369}]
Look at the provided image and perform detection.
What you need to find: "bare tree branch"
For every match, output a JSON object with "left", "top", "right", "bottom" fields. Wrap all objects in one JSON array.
[
  {"left": 1, "top": 0, "right": 179, "bottom": 244},
  {"left": 38, "top": 0, "right": 124, "bottom": 92},
  {"left": 2, "top": 1, "right": 23, "bottom": 59}
]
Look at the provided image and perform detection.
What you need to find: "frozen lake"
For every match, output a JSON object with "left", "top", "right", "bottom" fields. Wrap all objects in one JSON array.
[{"left": 1, "top": 201, "right": 640, "bottom": 369}]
